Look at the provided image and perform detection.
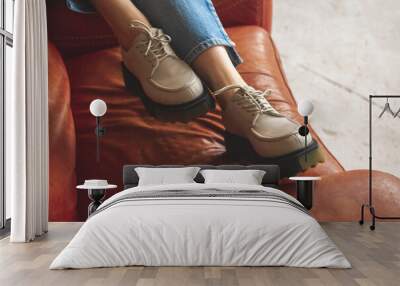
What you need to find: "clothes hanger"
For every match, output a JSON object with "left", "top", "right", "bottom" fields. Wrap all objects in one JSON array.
[
  {"left": 378, "top": 97, "right": 395, "bottom": 118},
  {"left": 393, "top": 106, "right": 400, "bottom": 118}
]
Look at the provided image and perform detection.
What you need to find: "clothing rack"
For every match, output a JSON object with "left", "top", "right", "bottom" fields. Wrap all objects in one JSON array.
[{"left": 359, "top": 95, "right": 400, "bottom": 230}]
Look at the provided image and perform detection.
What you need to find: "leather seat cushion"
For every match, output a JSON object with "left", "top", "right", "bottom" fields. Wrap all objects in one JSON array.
[{"left": 65, "top": 26, "right": 344, "bottom": 220}]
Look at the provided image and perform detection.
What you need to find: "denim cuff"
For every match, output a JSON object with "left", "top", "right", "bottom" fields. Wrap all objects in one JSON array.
[
  {"left": 66, "top": 0, "right": 96, "bottom": 14},
  {"left": 184, "top": 38, "right": 243, "bottom": 67}
]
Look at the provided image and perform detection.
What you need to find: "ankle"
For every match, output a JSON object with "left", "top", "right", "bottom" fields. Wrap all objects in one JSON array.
[
  {"left": 204, "top": 76, "right": 243, "bottom": 108},
  {"left": 215, "top": 88, "right": 237, "bottom": 109},
  {"left": 118, "top": 32, "right": 138, "bottom": 51},
  {"left": 211, "top": 84, "right": 245, "bottom": 109},
  {"left": 119, "top": 22, "right": 150, "bottom": 51}
]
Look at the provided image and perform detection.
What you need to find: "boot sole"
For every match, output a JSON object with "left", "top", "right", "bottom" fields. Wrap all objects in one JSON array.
[
  {"left": 224, "top": 132, "right": 325, "bottom": 178},
  {"left": 122, "top": 63, "right": 215, "bottom": 123}
]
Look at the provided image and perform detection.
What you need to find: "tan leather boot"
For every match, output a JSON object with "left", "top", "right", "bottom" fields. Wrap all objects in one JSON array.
[
  {"left": 122, "top": 21, "right": 214, "bottom": 122},
  {"left": 212, "top": 85, "right": 325, "bottom": 177}
]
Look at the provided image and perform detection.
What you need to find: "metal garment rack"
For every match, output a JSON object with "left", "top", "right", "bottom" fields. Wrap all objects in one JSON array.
[{"left": 359, "top": 95, "right": 400, "bottom": 230}]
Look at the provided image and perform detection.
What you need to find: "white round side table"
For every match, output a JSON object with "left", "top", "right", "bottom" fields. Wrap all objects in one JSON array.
[{"left": 77, "top": 181, "right": 117, "bottom": 216}]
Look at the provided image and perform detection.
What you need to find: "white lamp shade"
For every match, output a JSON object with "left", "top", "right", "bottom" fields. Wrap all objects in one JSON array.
[
  {"left": 298, "top": 100, "right": 314, "bottom": 116},
  {"left": 90, "top": 99, "right": 107, "bottom": 117}
]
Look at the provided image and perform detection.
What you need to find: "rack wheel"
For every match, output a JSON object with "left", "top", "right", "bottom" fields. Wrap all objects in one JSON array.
[
  {"left": 370, "top": 225, "right": 375, "bottom": 231},
  {"left": 359, "top": 220, "right": 364, "bottom": 225}
]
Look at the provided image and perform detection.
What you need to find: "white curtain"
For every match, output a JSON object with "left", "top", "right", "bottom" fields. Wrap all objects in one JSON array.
[{"left": 8, "top": 0, "right": 49, "bottom": 242}]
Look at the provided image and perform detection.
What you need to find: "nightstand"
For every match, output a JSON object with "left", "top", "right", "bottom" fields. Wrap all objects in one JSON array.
[
  {"left": 289, "top": 177, "right": 321, "bottom": 210},
  {"left": 77, "top": 180, "right": 117, "bottom": 216}
]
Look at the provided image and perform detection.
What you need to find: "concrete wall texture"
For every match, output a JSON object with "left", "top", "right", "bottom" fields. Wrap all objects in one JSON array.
[{"left": 273, "top": 0, "right": 400, "bottom": 176}]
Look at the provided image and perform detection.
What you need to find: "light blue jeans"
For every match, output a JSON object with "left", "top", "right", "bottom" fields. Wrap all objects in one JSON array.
[{"left": 66, "top": 0, "right": 242, "bottom": 66}]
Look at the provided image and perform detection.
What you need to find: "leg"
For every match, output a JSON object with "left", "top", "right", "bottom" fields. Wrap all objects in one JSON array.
[
  {"left": 66, "top": 0, "right": 210, "bottom": 122},
  {"left": 91, "top": 0, "right": 245, "bottom": 106},
  {"left": 67, "top": 0, "right": 241, "bottom": 110},
  {"left": 130, "top": 0, "right": 245, "bottom": 107},
  {"left": 192, "top": 46, "right": 245, "bottom": 109}
]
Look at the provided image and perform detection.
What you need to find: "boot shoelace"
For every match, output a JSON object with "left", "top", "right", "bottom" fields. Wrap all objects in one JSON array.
[
  {"left": 130, "top": 20, "right": 172, "bottom": 69},
  {"left": 212, "top": 85, "right": 279, "bottom": 115}
]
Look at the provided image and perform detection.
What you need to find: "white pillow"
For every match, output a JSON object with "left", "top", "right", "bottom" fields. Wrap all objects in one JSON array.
[
  {"left": 200, "top": 169, "right": 266, "bottom": 185},
  {"left": 135, "top": 167, "right": 200, "bottom": 186}
]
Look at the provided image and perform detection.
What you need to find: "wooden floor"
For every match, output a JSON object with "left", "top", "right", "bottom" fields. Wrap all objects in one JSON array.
[{"left": 0, "top": 223, "right": 399, "bottom": 286}]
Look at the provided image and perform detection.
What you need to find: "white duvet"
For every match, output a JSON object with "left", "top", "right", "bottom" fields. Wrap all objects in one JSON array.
[{"left": 50, "top": 183, "right": 350, "bottom": 269}]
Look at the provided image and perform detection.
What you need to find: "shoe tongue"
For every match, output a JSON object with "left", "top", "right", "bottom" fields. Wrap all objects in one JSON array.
[
  {"left": 133, "top": 31, "right": 149, "bottom": 46},
  {"left": 132, "top": 27, "right": 159, "bottom": 44},
  {"left": 140, "top": 28, "right": 175, "bottom": 58},
  {"left": 238, "top": 87, "right": 281, "bottom": 116},
  {"left": 149, "top": 27, "right": 160, "bottom": 37}
]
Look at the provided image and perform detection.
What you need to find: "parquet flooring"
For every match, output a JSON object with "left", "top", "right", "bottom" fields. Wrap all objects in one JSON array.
[{"left": 0, "top": 222, "right": 399, "bottom": 286}]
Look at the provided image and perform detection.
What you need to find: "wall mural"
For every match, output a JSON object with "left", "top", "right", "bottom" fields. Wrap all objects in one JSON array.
[{"left": 47, "top": 0, "right": 400, "bottom": 223}]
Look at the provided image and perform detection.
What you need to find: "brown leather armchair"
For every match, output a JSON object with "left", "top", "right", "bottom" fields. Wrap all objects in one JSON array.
[{"left": 47, "top": 0, "right": 400, "bottom": 221}]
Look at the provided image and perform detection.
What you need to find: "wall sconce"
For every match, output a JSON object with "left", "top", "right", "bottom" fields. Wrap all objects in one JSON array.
[
  {"left": 89, "top": 99, "right": 107, "bottom": 163},
  {"left": 297, "top": 100, "right": 314, "bottom": 162}
]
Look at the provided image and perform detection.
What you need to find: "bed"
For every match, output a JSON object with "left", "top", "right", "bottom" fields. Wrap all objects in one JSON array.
[{"left": 50, "top": 165, "right": 350, "bottom": 269}]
